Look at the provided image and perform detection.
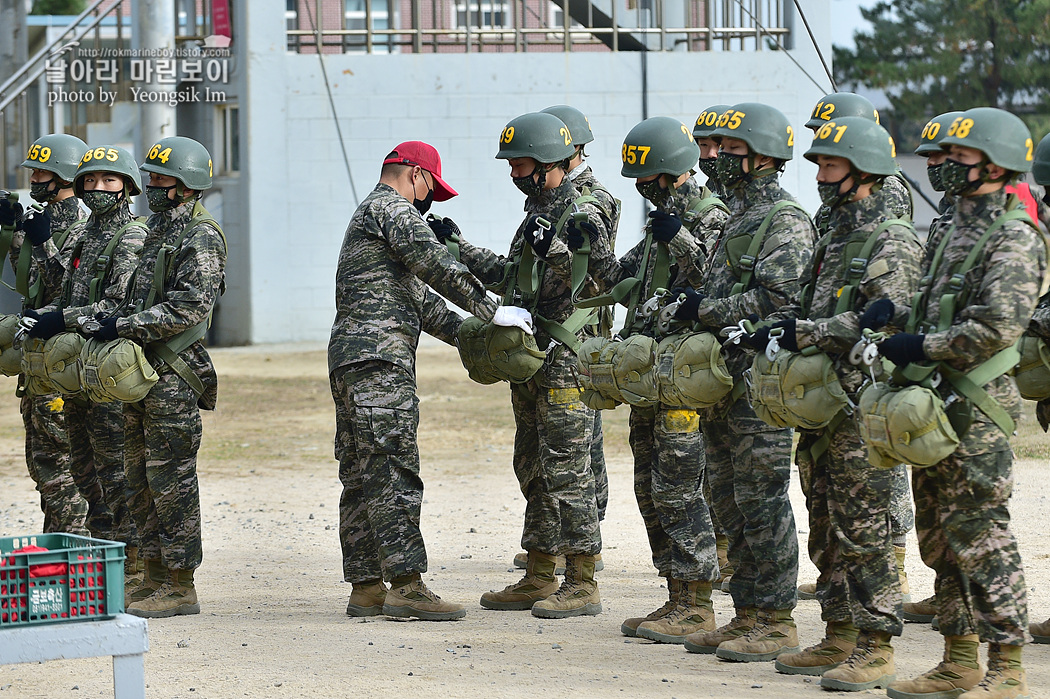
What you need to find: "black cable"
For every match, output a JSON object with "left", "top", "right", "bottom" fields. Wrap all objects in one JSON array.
[
  {"left": 792, "top": 0, "right": 837, "bottom": 92},
  {"left": 728, "top": 0, "right": 828, "bottom": 94},
  {"left": 898, "top": 169, "right": 940, "bottom": 212},
  {"left": 302, "top": 2, "right": 360, "bottom": 207}
]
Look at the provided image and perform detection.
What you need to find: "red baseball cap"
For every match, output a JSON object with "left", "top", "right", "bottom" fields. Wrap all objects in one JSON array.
[{"left": 383, "top": 141, "right": 458, "bottom": 202}]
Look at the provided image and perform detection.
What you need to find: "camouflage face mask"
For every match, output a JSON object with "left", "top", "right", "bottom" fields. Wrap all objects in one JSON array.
[
  {"left": 697, "top": 157, "right": 719, "bottom": 181},
  {"left": 941, "top": 158, "right": 983, "bottom": 197},
  {"left": 145, "top": 184, "right": 179, "bottom": 212},
  {"left": 30, "top": 180, "right": 55, "bottom": 203},
  {"left": 716, "top": 152, "right": 749, "bottom": 189},
  {"left": 635, "top": 178, "right": 671, "bottom": 207},
  {"left": 926, "top": 163, "right": 945, "bottom": 192},
  {"left": 82, "top": 190, "right": 122, "bottom": 215},
  {"left": 513, "top": 166, "right": 547, "bottom": 198}
]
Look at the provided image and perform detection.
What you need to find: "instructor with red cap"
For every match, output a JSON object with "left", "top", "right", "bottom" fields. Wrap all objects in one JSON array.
[{"left": 329, "top": 141, "right": 532, "bottom": 621}]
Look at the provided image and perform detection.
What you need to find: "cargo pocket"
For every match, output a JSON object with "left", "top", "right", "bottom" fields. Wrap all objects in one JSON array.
[{"left": 354, "top": 405, "right": 417, "bottom": 456}]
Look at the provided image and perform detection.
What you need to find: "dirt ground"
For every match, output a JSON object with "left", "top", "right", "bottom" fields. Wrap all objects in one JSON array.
[{"left": 0, "top": 340, "right": 1047, "bottom": 698}]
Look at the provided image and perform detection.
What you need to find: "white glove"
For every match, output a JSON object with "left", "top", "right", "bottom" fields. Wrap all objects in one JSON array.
[{"left": 492, "top": 306, "right": 534, "bottom": 335}]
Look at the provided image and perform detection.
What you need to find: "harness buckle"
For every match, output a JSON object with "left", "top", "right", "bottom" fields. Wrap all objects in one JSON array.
[
  {"left": 849, "top": 257, "right": 868, "bottom": 276},
  {"left": 947, "top": 273, "right": 965, "bottom": 293},
  {"left": 738, "top": 254, "right": 757, "bottom": 272}
]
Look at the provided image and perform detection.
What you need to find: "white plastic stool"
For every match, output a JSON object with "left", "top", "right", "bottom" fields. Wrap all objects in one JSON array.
[{"left": 0, "top": 613, "right": 148, "bottom": 698}]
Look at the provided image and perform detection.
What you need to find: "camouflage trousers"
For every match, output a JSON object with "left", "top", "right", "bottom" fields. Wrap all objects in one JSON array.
[
  {"left": 629, "top": 404, "right": 717, "bottom": 581},
  {"left": 333, "top": 361, "right": 427, "bottom": 583},
  {"left": 912, "top": 448, "right": 1027, "bottom": 644},
  {"left": 124, "top": 368, "right": 203, "bottom": 570},
  {"left": 510, "top": 375, "right": 601, "bottom": 557},
  {"left": 590, "top": 411, "right": 609, "bottom": 521},
  {"left": 702, "top": 396, "right": 798, "bottom": 610},
  {"left": 20, "top": 390, "right": 87, "bottom": 534},
  {"left": 797, "top": 416, "right": 903, "bottom": 635},
  {"left": 800, "top": 454, "right": 913, "bottom": 540},
  {"left": 65, "top": 397, "right": 134, "bottom": 545}
]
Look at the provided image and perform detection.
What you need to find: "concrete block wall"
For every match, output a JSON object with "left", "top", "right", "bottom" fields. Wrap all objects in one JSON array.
[{"left": 244, "top": 0, "right": 833, "bottom": 344}]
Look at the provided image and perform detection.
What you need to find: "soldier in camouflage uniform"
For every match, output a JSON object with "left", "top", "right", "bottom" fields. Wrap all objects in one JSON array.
[
  {"left": 72, "top": 137, "right": 225, "bottom": 618},
  {"left": 0, "top": 134, "right": 89, "bottom": 535},
  {"left": 330, "top": 140, "right": 529, "bottom": 621},
  {"left": 692, "top": 104, "right": 734, "bottom": 586},
  {"left": 673, "top": 103, "right": 813, "bottom": 661},
  {"left": 579, "top": 116, "right": 726, "bottom": 642},
  {"left": 502, "top": 105, "right": 619, "bottom": 576},
  {"left": 760, "top": 118, "right": 921, "bottom": 690},
  {"left": 26, "top": 147, "right": 146, "bottom": 555},
  {"left": 458, "top": 112, "right": 611, "bottom": 618},
  {"left": 879, "top": 108, "right": 1043, "bottom": 699}
]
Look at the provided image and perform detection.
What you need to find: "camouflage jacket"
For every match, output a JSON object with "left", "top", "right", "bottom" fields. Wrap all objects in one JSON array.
[
  {"left": 329, "top": 183, "right": 497, "bottom": 377},
  {"left": 814, "top": 171, "right": 912, "bottom": 235},
  {"left": 9, "top": 197, "right": 84, "bottom": 309},
  {"left": 109, "top": 200, "right": 227, "bottom": 407},
  {"left": 915, "top": 189, "right": 1047, "bottom": 454},
  {"left": 783, "top": 188, "right": 923, "bottom": 393},
  {"left": 586, "top": 177, "right": 727, "bottom": 337},
  {"left": 457, "top": 178, "right": 612, "bottom": 387},
  {"left": 38, "top": 202, "right": 146, "bottom": 329},
  {"left": 568, "top": 163, "right": 621, "bottom": 249}
]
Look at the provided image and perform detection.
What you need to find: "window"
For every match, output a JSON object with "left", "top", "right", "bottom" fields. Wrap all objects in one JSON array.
[
  {"left": 455, "top": 1, "right": 509, "bottom": 29},
  {"left": 217, "top": 103, "right": 239, "bottom": 175},
  {"left": 345, "top": 0, "right": 392, "bottom": 53}
]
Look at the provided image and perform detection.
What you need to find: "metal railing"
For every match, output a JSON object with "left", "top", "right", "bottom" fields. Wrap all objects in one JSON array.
[{"left": 286, "top": 0, "right": 789, "bottom": 53}]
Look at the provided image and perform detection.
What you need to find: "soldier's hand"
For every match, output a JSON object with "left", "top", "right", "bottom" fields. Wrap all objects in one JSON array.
[
  {"left": 742, "top": 326, "right": 771, "bottom": 351},
  {"left": 522, "top": 214, "right": 554, "bottom": 257},
  {"left": 649, "top": 210, "right": 682, "bottom": 243},
  {"left": 88, "top": 317, "right": 119, "bottom": 342},
  {"left": 22, "top": 210, "right": 51, "bottom": 246},
  {"left": 427, "top": 214, "right": 460, "bottom": 243},
  {"left": 878, "top": 332, "right": 926, "bottom": 367},
  {"left": 859, "top": 298, "right": 895, "bottom": 331},
  {"left": 770, "top": 318, "right": 798, "bottom": 352},
  {"left": 0, "top": 198, "right": 23, "bottom": 228},
  {"left": 566, "top": 218, "right": 599, "bottom": 251},
  {"left": 672, "top": 287, "right": 705, "bottom": 321},
  {"left": 492, "top": 306, "right": 534, "bottom": 335},
  {"left": 26, "top": 310, "right": 65, "bottom": 340}
]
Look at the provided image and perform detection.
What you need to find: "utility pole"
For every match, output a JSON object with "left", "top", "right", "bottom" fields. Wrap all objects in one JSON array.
[
  {"left": 133, "top": 0, "right": 176, "bottom": 165},
  {"left": 0, "top": 0, "right": 29, "bottom": 189}
]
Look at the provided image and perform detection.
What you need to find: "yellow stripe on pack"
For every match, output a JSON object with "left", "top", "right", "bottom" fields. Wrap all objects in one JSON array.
[
  {"left": 664, "top": 409, "right": 700, "bottom": 433},
  {"left": 548, "top": 387, "right": 582, "bottom": 405}
]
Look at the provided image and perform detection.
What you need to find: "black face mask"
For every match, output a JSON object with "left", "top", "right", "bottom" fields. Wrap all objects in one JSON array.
[
  {"left": 817, "top": 173, "right": 854, "bottom": 209},
  {"left": 513, "top": 166, "right": 547, "bottom": 198},
  {"left": 697, "top": 157, "right": 719, "bottom": 181},
  {"left": 30, "top": 180, "right": 55, "bottom": 203},
  {"left": 926, "top": 163, "right": 945, "bottom": 192},
  {"left": 413, "top": 175, "right": 434, "bottom": 215},
  {"left": 635, "top": 178, "right": 670, "bottom": 207},
  {"left": 145, "top": 184, "right": 179, "bottom": 212}
]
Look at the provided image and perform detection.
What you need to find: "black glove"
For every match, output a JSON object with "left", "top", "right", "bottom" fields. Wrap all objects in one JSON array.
[
  {"left": 27, "top": 310, "right": 65, "bottom": 340},
  {"left": 89, "top": 317, "right": 119, "bottom": 342},
  {"left": 672, "top": 287, "right": 705, "bottom": 321},
  {"left": 427, "top": 215, "right": 460, "bottom": 243},
  {"left": 878, "top": 332, "right": 926, "bottom": 366},
  {"left": 566, "top": 217, "right": 599, "bottom": 251},
  {"left": 21, "top": 308, "right": 40, "bottom": 320},
  {"left": 522, "top": 214, "right": 553, "bottom": 257},
  {"left": 859, "top": 298, "right": 895, "bottom": 332},
  {"left": 649, "top": 210, "right": 682, "bottom": 243},
  {"left": 0, "top": 198, "right": 23, "bottom": 228},
  {"left": 742, "top": 326, "right": 771, "bottom": 351},
  {"left": 770, "top": 318, "right": 798, "bottom": 352},
  {"left": 21, "top": 210, "right": 51, "bottom": 246}
]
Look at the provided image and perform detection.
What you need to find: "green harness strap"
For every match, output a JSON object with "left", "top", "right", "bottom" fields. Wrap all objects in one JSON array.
[
  {"left": 145, "top": 201, "right": 227, "bottom": 399},
  {"left": 806, "top": 408, "right": 850, "bottom": 465},
  {"left": 902, "top": 209, "right": 1035, "bottom": 434},
  {"left": 17, "top": 222, "right": 76, "bottom": 307},
  {"left": 60, "top": 217, "right": 148, "bottom": 307},
  {"left": 730, "top": 200, "right": 803, "bottom": 297}
]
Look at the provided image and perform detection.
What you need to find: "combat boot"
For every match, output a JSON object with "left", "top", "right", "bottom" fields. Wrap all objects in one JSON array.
[
  {"left": 715, "top": 608, "right": 800, "bottom": 662},
  {"left": 775, "top": 620, "right": 859, "bottom": 676},
  {"left": 513, "top": 551, "right": 602, "bottom": 574},
  {"left": 715, "top": 535, "right": 734, "bottom": 585},
  {"left": 383, "top": 574, "right": 466, "bottom": 621},
  {"left": 1028, "top": 618, "right": 1050, "bottom": 644},
  {"left": 684, "top": 607, "right": 756, "bottom": 654},
  {"left": 346, "top": 579, "right": 387, "bottom": 617},
  {"left": 887, "top": 634, "right": 983, "bottom": 699},
  {"left": 820, "top": 630, "right": 895, "bottom": 691},
  {"left": 481, "top": 551, "right": 558, "bottom": 610},
  {"left": 903, "top": 594, "right": 938, "bottom": 623},
  {"left": 125, "top": 558, "right": 166, "bottom": 604},
  {"left": 896, "top": 545, "right": 911, "bottom": 602},
  {"left": 126, "top": 568, "right": 200, "bottom": 618},
  {"left": 637, "top": 580, "right": 715, "bottom": 644},
  {"left": 958, "top": 644, "right": 1028, "bottom": 699},
  {"left": 797, "top": 582, "right": 818, "bottom": 600},
  {"left": 531, "top": 554, "right": 601, "bottom": 619},
  {"left": 621, "top": 578, "right": 679, "bottom": 637}
]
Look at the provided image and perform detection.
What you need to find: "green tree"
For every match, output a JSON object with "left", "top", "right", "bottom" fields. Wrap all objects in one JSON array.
[
  {"left": 834, "top": 0, "right": 1050, "bottom": 143},
  {"left": 31, "top": 0, "right": 86, "bottom": 14}
]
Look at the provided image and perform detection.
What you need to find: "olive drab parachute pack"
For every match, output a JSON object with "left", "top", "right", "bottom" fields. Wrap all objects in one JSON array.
[
  {"left": 80, "top": 337, "right": 159, "bottom": 403},
  {"left": 453, "top": 194, "right": 598, "bottom": 385},
  {"left": 455, "top": 316, "right": 546, "bottom": 385},
  {"left": 20, "top": 332, "right": 86, "bottom": 396},
  {"left": 576, "top": 335, "right": 659, "bottom": 408},
  {"left": 1013, "top": 333, "right": 1050, "bottom": 401},
  {"left": 857, "top": 210, "right": 1036, "bottom": 468},
  {"left": 0, "top": 314, "right": 22, "bottom": 376}
]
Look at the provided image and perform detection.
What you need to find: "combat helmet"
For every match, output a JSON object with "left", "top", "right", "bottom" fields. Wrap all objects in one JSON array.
[
  {"left": 938, "top": 107, "right": 1033, "bottom": 173},
  {"left": 140, "top": 136, "right": 214, "bottom": 190},
  {"left": 20, "top": 134, "right": 88, "bottom": 183},
  {"left": 805, "top": 92, "right": 879, "bottom": 130},
  {"left": 74, "top": 146, "right": 143, "bottom": 197},
  {"left": 693, "top": 105, "right": 731, "bottom": 140},
  {"left": 915, "top": 111, "right": 963, "bottom": 156},
  {"left": 540, "top": 105, "right": 594, "bottom": 146},
  {"left": 804, "top": 117, "right": 898, "bottom": 177},
  {"left": 711, "top": 103, "right": 794, "bottom": 161},
  {"left": 496, "top": 112, "right": 576, "bottom": 164},
  {"left": 620, "top": 116, "right": 700, "bottom": 178},
  {"left": 1033, "top": 133, "right": 1050, "bottom": 186}
]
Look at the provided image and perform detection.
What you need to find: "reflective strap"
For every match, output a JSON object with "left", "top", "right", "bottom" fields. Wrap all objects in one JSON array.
[{"left": 730, "top": 200, "right": 802, "bottom": 297}]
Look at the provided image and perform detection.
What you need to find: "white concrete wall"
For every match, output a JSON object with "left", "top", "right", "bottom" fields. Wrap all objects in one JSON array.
[{"left": 245, "top": 0, "right": 833, "bottom": 344}]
